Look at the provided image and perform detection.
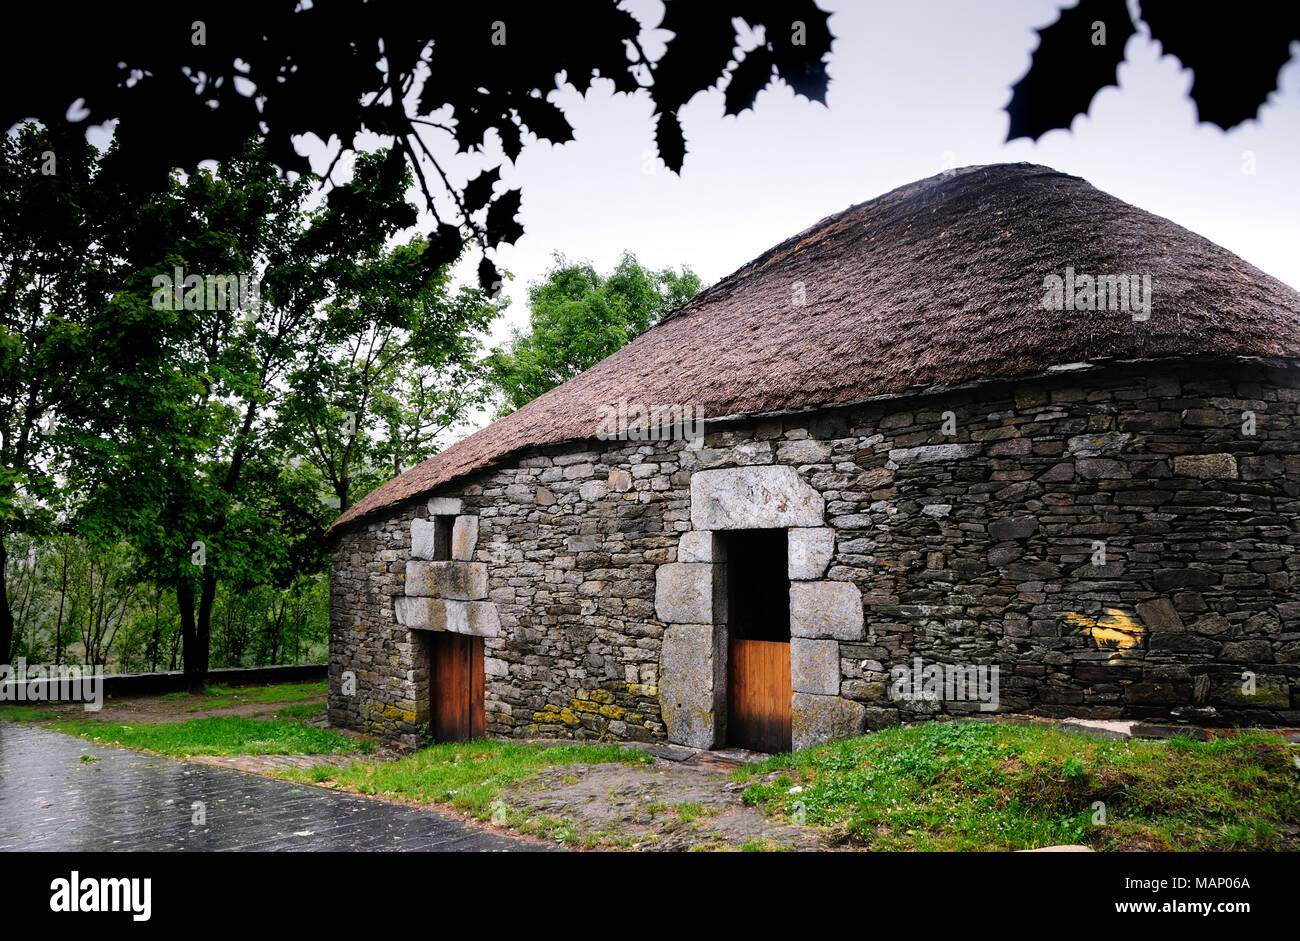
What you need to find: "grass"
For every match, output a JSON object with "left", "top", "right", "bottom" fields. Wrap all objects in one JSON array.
[
  {"left": 185, "top": 681, "right": 327, "bottom": 711},
  {"left": 733, "top": 721, "right": 1300, "bottom": 851},
  {"left": 1, "top": 680, "right": 325, "bottom": 722},
  {"left": 0, "top": 704, "right": 61, "bottom": 722},
  {"left": 45, "top": 715, "right": 365, "bottom": 757},
  {"left": 254, "top": 702, "right": 326, "bottom": 720},
  {"left": 675, "top": 801, "right": 705, "bottom": 824},
  {"left": 278, "top": 739, "right": 652, "bottom": 843},
  {"left": 0, "top": 676, "right": 337, "bottom": 759}
]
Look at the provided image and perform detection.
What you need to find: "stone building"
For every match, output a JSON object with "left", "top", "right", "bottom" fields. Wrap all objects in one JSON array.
[{"left": 325, "top": 163, "right": 1300, "bottom": 752}]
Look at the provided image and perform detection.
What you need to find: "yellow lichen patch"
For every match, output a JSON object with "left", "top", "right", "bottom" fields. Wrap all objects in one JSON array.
[
  {"left": 1065, "top": 608, "right": 1144, "bottom": 660},
  {"left": 569, "top": 694, "right": 627, "bottom": 720},
  {"left": 626, "top": 683, "right": 658, "bottom": 697},
  {"left": 533, "top": 705, "right": 582, "bottom": 727}
]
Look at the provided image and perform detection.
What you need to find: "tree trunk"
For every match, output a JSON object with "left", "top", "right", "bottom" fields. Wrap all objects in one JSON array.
[
  {"left": 54, "top": 536, "right": 70, "bottom": 666},
  {"left": 179, "top": 580, "right": 201, "bottom": 692},
  {"left": 179, "top": 566, "right": 218, "bottom": 692},
  {"left": 195, "top": 571, "right": 217, "bottom": 687},
  {"left": 0, "top": 535, "right": 13, "bottom": 663},
  {"left": 168, "top": 620, "right": 181, "bottom": 671},
  {"left": 147, "top": 591, "right": 162, "bottom": 673}
]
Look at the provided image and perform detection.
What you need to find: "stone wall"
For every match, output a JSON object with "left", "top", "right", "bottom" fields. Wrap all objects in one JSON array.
[{"left": 329, "top": 360, "right": 1300, "bottom": 748}]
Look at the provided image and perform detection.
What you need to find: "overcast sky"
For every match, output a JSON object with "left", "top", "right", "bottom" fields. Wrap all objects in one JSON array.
[{"left": 320, "top": 0, "right": 1299, "bottom": 352}]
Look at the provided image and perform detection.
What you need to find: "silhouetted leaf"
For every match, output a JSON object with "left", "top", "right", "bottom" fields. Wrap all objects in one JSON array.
[
  {"left": 497, "top": 120, "right": 523, "bottom": 163},
  {"left": 485, "top": 189, "right": 523, "bottom": 248},
  {"left": 724, "top": 47, "right": 775, "bottom": 115},
  {"left": 512, "top": 94, "right": 575, "bottom": 144},
  {"left": 1140, "top": 0, "right": 1300, "bottom": 129},
  {"left": 654, "top": 7, "right": 739, "bottom": 111},
  {"left": 768, "top": 1, "right": 834, "bottom": 104},
  {"left": 655, "top": 111, "right": 687, "bottom": 174},
  {"left": 425, "top": 224, "right": 464, "bottom": 270},
  {"left": 453, "top": 94, "right": 497, "bottom": 154},
  {"left": 478, "top": 256, "right": 502, "bottom": 294},
  {"left": 462, "top": 168, "right": 500, "bottom": 214},
  {"left": 1006, "top": 0, "right": 1136, "bottom": 142}
]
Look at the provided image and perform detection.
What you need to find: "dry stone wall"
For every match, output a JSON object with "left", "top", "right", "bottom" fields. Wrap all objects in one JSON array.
[{"left": 329, "top": 360, "right": 1300, "bottom": 748}]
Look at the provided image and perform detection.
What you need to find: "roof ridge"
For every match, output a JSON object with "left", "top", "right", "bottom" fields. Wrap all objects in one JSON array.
[{"left": 659, "top": 162, "right": 1067, "bottom": 325}]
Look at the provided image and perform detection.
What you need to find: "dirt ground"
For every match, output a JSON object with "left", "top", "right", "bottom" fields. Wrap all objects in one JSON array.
[{"left": 502, "top": 757, "right": 831, "bottom": 850}]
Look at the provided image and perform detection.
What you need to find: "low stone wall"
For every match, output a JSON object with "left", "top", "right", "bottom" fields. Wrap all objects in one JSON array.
[
  {"left": 0, "top": 663, "right": 327, "bottom": 702},
  {"left": 328, "top": 359, "right": 1300, "bottom": 748}
]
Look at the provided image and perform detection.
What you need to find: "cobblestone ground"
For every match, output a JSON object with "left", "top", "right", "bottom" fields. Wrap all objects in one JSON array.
[{"left": 0, "top": 724, "right": 551, "bottom": 852}]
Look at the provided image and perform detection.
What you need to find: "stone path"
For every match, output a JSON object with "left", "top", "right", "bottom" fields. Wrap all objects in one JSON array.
[{"left": 0, "top": 723, "right": 551, "bottom": 852}]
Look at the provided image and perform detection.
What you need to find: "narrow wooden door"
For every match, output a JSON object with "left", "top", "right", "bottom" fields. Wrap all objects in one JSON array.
[
  {"left": 728, "top": 637, "right": 792, "bottom": 752},
  {"left": 724, "top": 529, "right": 792, "bottom": 753},
  {"left": 430, "top": 633, "right": 485, "bottom": 743}
]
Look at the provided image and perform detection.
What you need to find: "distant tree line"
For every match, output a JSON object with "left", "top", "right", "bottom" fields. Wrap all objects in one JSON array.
[{"left": 4, "top": 530, "right": 328, "bottom": 673}]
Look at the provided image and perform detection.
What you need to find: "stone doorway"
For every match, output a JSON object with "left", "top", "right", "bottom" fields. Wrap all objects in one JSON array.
[
  {"left": 657, "top": 466, "right": 867, "bottom": 752},
  {"left": 723, "top": 529, "right": 792, "bottom": 752}
]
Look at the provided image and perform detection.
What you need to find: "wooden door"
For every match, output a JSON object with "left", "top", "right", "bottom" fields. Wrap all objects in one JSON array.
[
  {"left": 728, "top": 637, "right": 792, "bottom": 752},
  {"left": 430, "top": 633, "right": 485, "bottom": 743}
]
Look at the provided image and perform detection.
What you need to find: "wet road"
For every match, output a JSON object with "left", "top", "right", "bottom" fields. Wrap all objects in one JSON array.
[{"left": 0, "top": 723, "right": 550, "bottom": 852}]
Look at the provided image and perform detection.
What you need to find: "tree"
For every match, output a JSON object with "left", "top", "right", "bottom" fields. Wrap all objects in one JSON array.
[
  {"left": 369, "top": 357, "right": 493, "bottom": 484},
  {"left": 485, "top": 252, "right": 703, "bottom": 413},
  {"left": 1007, "top": 0, "right": 1300, "bottom": 141},
  {"left": 0, "top": 124, "right": 144, "bottom": 662},
  {"left": 2, "top": 2, "right": 834, "bottom": 293},
  {"left": 277, "top": 238, "right": 503, "bottom": 513},
  {"left": 90, "top": 143, "right": 441, "bottom": 689},
  {"left": 1, "top": 124, "right": 497, "bottom": 681}
]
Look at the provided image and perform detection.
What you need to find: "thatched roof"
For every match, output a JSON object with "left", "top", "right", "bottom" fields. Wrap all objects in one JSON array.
[{"left": 329, "top": 162, "right": 1300, "bottom": 536}]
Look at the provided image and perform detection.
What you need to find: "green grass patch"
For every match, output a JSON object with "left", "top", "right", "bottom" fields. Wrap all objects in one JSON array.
[
  {"left": 739, "top": 837, "right": 786, "bottom": 852},
  {"left": 187, "top": 681, "right": 327, "bottom": 711},
  {"left": 253, "top": 702, "right": 326, "bottom": 721},
  {"left": 0, "top": 704, "right": 61, "bottom": 722},
  {"left": 675, "top": 801, "right": 705, "bottom": 824},
  {"left": 1, "top": 680, "right": 325, "bottom": 723},
  {"left": 733, "top": 721, "right": 1300, "bottom": 852},
  {"left": 47, "top": 715, "right": 365, "bottom": 757},
  {"left": 279, "top": 740, "right": 652, "bottom": 825}
]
